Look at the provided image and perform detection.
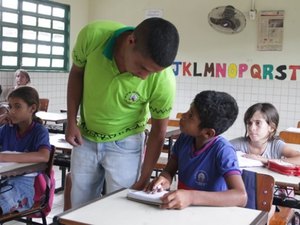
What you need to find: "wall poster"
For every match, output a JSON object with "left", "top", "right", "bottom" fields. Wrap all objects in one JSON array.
[{"left": 257, "top": 10, "right": 284, "bottom": 51}]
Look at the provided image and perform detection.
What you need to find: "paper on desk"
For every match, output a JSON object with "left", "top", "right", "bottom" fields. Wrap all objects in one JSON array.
[
  {"left": 127, "top": 189, "right": 169, "bottom": 205},
  {"left": 236, "top": 151, "right": 264, "bottom": 168}
]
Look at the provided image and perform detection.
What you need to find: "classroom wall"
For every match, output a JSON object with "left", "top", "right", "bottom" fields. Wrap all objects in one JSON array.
[{"left": 0, "top": 0, "right": 299, "bottom": 139}]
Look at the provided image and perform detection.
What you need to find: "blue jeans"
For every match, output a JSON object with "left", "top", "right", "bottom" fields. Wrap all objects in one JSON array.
[
  {"left": 70, "top": 132, "right": 145, "bottom": 208},
  {"left": 0, "top": 176, "right": 35, "bottom": 214}
]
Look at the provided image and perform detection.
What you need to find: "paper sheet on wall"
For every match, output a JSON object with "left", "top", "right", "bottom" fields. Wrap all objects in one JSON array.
[{"left": 257, "top": 10, "right": 284, "bottom": 51}]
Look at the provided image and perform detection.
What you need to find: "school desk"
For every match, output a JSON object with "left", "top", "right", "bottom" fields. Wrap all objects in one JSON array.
[
  {"left": 36, "top": 111, "right": 68, "bottom": 124},
  {"left": 49, "top": 133, "right": 72, "bottom": 193},
  {"left": 53, "top": 189, "right": 268, "bottom": 225},
  {"left": 243, "top": 165, "right": 300, "bottom": 191},
  {"left": 0, "top": 161, "right": 46, "bottom": 179},
  {"left": 243, "top": 167, "right": 300, "bottom": 209},
  {"left": 37, "top": 111, "right": 68, "bottom": 134}
]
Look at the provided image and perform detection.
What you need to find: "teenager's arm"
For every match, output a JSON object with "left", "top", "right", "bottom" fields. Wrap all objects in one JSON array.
[
  {"left": 132, "top": 118, "right": 168, "bottom": 190},
  {"left": 65, "top": 64, "right": 84, "bottom": 146}
]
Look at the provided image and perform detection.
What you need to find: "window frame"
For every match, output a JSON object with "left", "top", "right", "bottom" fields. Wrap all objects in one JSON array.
[{"left": 0, "top": 0, "right": 70, "bottom": 72}]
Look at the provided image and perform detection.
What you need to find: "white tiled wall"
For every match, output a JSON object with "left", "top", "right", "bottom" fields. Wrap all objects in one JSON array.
[
  {"left": 1, "top": 71, "right": 299, "bottom": 140},
  {"left": 172, "top": 76, "right": 300, "bottom": 139},
  {"left": 0, "top": 71, "right": 68, "bottom": 113}
]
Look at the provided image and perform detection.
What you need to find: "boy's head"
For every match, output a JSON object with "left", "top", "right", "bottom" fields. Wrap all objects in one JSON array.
[
  {"left": 133, "top": 17, "right": 179, "bottom": 68},
  {"left": 192, "top": 90, "right": 238, "bottom": 136}
]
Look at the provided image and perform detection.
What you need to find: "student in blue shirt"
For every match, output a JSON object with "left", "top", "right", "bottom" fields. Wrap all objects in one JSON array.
[
  {"left": 0, "top": 86, "right": 51, "bottom": 215},
  {"left": 146, "top": 90, "right": 247, "bottom": 209}
]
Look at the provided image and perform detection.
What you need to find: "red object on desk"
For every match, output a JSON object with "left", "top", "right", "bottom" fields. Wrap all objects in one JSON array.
[{"left": 268, "top": 160, "right": 300, "bottom": 176}]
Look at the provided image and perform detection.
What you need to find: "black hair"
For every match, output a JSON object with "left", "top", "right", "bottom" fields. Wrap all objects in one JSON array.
[
  {"left": 243, "top": 103, "right": 279, "bottom": 140},
  {"left": 193, "top": 90, "right": 238, "bottom": 135},
  {"left": 8, "top": 86, "right": 43, "bottom": 124},
  {"left": 133, "top": 17, "right": 179, "bottom": 67}
]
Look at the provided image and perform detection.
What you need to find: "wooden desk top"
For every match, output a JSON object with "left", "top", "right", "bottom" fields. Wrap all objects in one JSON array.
[
  {"left": 54, "top": 189, "right": 267, "bottom": 225},
  {"left": 36, "top": 111, "right": 67, "bottom": 124}
]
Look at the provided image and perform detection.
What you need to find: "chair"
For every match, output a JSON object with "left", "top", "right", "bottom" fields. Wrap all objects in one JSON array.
[
  {"left": 279, "top": 130, "right": 300, "bottom": 145},
  {"left": 0, "top": 145, "right": 56, "bottom": 225},
  {"left": 269, "top": 207, "right": 295, "bottom": 225},
  {"left": 243, "top": 170, "right": 295, "bottom": 225},
  {"left": 297, "top": 121, "right": 300, "bottom": 128},
  {"left": 242, "top": 169, "right": 275, "bottom": 212},
  {"left": 39, "top": 99, "right": 49, "bottom": 112},
  {"left": 176, "top": 112, "right": 183, "bottom": 119}
]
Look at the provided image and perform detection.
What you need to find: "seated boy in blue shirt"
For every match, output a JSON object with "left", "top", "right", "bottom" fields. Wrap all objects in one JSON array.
[{"left": 145, "top": 90, "right": 247, "bottom": 209}]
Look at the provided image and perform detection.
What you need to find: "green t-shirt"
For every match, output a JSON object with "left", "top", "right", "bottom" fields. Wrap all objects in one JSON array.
[{"left": 72, "top": 20, "right": 176, "bottom": 142}]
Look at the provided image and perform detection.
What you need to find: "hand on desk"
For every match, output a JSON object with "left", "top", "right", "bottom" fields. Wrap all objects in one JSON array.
[
  {"left": 145, "top": 175, "right": 171, "bottom": 194},
  {"left": 160, "top": 189, "right": 193, "bottom": 210},
  {"left": 144, "top": 176, "right": 191, "bottom": 209}
]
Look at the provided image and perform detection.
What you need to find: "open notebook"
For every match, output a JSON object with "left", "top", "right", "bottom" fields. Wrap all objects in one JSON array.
[
  {"left": 127, "top": 189, "right": 169, "bottom": 205},
  {"left": 236, "top": 151, "right": 264, "bottom": 168}
]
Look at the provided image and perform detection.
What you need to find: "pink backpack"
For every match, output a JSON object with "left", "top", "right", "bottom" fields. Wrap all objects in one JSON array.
[{"left": 30, "top": 169, "right": 55, "bottom": 217}]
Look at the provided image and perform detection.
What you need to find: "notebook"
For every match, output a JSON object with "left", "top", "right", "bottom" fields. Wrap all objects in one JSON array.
[
  {"left": 126, "top": 189, "right": 169, "bottom": 205},
  {"left": 236, "top": 151, "right": 264, "bottom": 168}
]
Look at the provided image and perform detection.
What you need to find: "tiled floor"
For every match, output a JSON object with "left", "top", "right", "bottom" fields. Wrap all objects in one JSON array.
[{"left": 4, "top": 165, "right": 65, "bottom": 225}]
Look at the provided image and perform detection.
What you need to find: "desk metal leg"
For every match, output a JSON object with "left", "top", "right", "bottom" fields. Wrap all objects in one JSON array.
[{"left": 55, "top": 166, "right": 67, "bottom": 193}]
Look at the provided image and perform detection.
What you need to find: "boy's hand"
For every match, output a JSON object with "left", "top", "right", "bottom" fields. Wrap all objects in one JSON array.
[
  {"left": 160, "top": 190, "right": 192, "bottom": 209},
  {"left": 144, "top": 176, "right": 170, "bottom": 193}
]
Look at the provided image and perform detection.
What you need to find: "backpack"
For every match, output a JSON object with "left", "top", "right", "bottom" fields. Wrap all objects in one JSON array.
[{"left": 30, "top": 168, "right": 56, "bottom": 217}]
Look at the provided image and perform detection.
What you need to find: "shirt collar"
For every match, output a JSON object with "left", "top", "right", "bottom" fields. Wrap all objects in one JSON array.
[{"left": 103, "top": 26, "right": 135, "bottom": 60}]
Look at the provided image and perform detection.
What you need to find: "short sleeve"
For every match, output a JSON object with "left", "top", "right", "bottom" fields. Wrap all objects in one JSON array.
[
  {"left": 230, "top": 137, "right": 249, "bottom": 153},
  {"left": 33, "top": 125, "right": 51, "bottom": 151},
  {"left": 149, "top": 66, "right": 176, "bottom": 119},
  {"left": 216, "top": 141, "right": 241, "bottom": 176}
]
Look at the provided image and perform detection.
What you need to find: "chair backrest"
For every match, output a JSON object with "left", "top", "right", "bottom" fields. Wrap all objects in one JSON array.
[
  {"left": 30, "top": 145, "right": 56, "bottom": 217},
  {"left": 242, "top": 170, "right": 275, "bottom": 212},
  {"left": 39, "top": 98, "right": 49, "bottom": 112},
  {"left": 279, "top": 131, "right": 300, "bottom": 145},
  {"left": 176, "top": 113, "right": 183, "bottom": 119},
  {"left": 298, "top": 121, "right": 300, "bottom": 128}
]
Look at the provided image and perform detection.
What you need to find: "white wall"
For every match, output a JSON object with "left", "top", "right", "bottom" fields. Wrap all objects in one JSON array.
[{"left": 1, "top": 0, "right": 299, "bottom": 139}]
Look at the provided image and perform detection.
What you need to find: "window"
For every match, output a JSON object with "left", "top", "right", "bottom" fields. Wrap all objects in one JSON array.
[{"left": 0, "top": 0, "right": 70, "bottom": 72}]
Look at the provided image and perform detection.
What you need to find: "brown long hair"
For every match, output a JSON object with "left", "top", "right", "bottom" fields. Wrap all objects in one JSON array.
[{"left": 244, "top": 102, "right": 279, "bottom": 140}]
